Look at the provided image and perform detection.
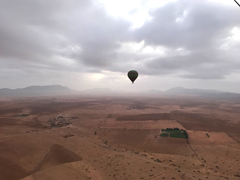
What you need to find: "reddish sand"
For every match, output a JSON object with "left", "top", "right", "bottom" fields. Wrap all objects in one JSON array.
[{"left": 0, "top": 96, "right": 239, "bottom": 180}]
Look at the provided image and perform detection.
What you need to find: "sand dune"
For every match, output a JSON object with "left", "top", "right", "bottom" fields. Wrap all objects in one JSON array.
[
  {"left": 0, "top": 157, "right": 27, "bottom": 180},
  {"left": 33, "top": 144, "right": 82, "bottom": 172},
  {"left": 21, "top": 163, "right": 89, "bottom": 180}
]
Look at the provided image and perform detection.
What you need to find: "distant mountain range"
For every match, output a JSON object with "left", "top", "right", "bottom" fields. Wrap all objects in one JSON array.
[
  {"left": 0, "top": 85, "right": 75, "bottom": 97},
  {"left": 144, "top": 87, "right": 240, "bottom": 99},
  {"left": 0, "top": 85, "right": 240, "bottom": 99}
]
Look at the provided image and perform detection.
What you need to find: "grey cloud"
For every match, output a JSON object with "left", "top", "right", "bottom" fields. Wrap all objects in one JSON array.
[
  {"left": 0, "top": 0, "right": 64, "bottom": 62},
  {"left": 123, "top": 0, "right": 240, "bottom": 79},
  {"left": 134, "top": 0, "right": 240, "bottom": 49},
  {"left": 0, "top": 0, "right": 131, "bottom": 72},
  {"left": 141, "top": 48, "right": 239, "bottom": 79},
  {"left": 0, "top": 0, "right": 240, "bottom": 90},
  {"left": 64, "top": 12, "right": 131, "bottom": 68}
]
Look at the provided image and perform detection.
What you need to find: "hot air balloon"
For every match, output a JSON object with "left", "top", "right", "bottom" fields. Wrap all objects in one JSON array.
[{"left": 128, "top": 70, "right": 138, "bottom": 84}]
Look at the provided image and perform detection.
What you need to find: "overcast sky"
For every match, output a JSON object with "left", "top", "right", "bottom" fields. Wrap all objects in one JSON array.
[{"left": 0, "top": 0, "right": 240, "bottom": 92}]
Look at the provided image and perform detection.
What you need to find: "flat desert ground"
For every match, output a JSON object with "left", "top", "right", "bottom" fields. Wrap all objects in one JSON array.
[{"left": 0, "top": 95, "right": 240, "bottom": 180}]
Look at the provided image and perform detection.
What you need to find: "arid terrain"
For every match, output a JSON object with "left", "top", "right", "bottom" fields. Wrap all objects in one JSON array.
[{"left": 0, "top": 95, "right": 240, "bottom": 180}]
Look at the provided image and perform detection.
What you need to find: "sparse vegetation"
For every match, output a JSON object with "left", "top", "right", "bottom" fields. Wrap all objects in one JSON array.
[{"left": 63, "top": 134, "right": 74, "bottom": 138}]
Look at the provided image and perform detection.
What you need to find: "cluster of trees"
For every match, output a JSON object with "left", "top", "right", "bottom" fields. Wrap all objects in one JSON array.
[
  {"left": 183, "top": 130, "right": 188, "bottom": 139},
  {"left": 160, "top": 128, "right": 188, "bottom": 139}
]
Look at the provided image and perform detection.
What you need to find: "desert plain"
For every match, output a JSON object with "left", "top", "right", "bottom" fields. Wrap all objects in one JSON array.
[{"left": 0, "top": 95, "right": 239, "bottom": 180}]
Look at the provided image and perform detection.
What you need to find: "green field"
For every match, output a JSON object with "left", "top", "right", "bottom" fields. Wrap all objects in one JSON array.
[{"left": 160, "top": 128, "right": 188, "bottom": 139}]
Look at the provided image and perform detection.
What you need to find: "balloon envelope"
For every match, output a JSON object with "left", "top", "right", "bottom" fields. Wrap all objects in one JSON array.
[{"left": 128, "top": 70, "right": 138, "bottom": 84}]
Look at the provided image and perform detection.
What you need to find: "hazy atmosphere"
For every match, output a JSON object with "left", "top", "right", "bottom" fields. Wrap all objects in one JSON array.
[{"left": 1, "top": 0, "right": 240, "bottom": 92}]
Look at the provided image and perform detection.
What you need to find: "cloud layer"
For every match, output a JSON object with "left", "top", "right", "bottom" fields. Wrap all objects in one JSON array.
[{"left": 0, "top": 0, "right": 240, "bottom": 91}]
